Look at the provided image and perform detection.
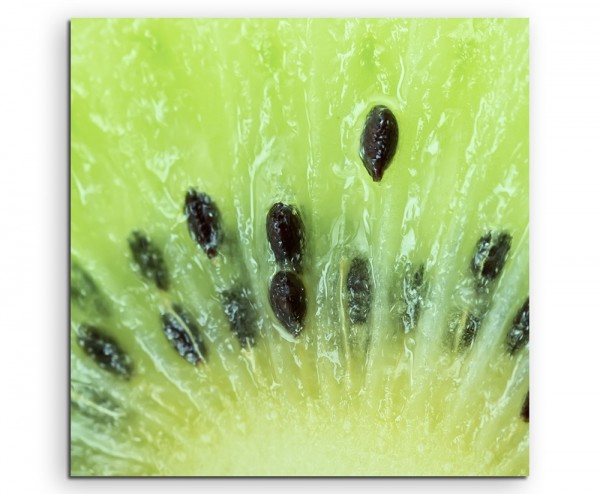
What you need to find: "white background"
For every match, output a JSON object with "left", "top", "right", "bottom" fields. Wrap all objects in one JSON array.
[{"left": 0, "top": 0, "right": 598, "bottom": 492}]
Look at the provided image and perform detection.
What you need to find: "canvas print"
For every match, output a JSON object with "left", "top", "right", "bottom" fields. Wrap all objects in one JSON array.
[{"left": 70, "top": 18, "right": 529, "bottom": 476}]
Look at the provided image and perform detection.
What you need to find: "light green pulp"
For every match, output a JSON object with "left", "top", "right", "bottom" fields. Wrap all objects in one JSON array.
[{"left": 71, "top": 19, "right": 529, "bottom": 476}]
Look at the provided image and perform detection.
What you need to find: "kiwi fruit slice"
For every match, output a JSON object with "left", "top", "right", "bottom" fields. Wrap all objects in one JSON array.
[{"left": 70, "top": 18, "right": 529, "bottom": 476}]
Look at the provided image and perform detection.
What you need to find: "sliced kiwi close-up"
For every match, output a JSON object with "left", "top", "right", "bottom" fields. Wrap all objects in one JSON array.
[{"left": 70, "top": 18, "right": 529, "bottom": 476}]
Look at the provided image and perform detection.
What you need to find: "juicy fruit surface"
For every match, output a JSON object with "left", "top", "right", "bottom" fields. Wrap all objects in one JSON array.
[{"left": 70, "top": 19, "right": 529, "bottom": 476}]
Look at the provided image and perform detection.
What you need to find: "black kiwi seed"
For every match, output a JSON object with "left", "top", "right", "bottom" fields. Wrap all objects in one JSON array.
[
  {"left": 184, "top": 189, "right": 222, "bottom": 259},
  {"left": 521, "top": 391, "right": 529, "bottom": 423},
  {"left": 359, "top": 105, "right": 399, "bottom": 182},
  {"left": 447, "top": 311, "right": 481, "bottom": 352},
  {"left": 128, "top": 230, "right": 170, "bottom": 291},
  {"left": 70, "top": 262, "right": 111, "bottom": 317},
  {"left": 400, "top": 264, "right": 425, "bottom": 333},
  {"left": 459, "top": 313, "right": 481, "bottom": 350},
  {"left": 71, "top": 382, "right": 125, "bottom": 424},
  {"left": 76, "top": 324, "right": 133, "bottom": 379},
  {"left": 222, "top": 288, "right": 258, "bottom": 348},
  {"left": 470, "top": 231, "right": 512, "bottom": 287},
  {"left": 346, "top": 257, "right": 373, "bottom": 325},
  {"left": 507, "top": 297, "right": 529, "bottom": 356},
  {"left": 269, "top": 271, "right": 307, "bottom": 337},
  {"left": 266, "top": 202, "right": 305, "bottom": 273},
  {"left": 160, "top": 305, "right": 207, "bottom": 365}
]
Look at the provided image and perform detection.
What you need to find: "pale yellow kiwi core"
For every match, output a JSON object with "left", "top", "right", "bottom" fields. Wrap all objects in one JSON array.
[{"left": 70, "top": 19, "right": 529, "bottom": 476}]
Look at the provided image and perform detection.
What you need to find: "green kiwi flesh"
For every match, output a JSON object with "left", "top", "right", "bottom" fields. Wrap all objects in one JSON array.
[{"left": 70, "top": 19, "right": 529, "bottom": 476}]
